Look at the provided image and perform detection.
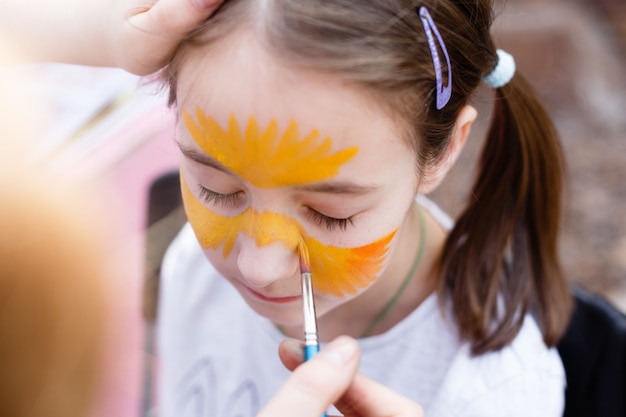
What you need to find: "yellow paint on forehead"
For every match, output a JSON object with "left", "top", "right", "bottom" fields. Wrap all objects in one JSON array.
[
  {"left": 182, "top": 108, "right": 358, "bottom": 188},
  {"left": 180, "top": 173, "right": 397, "bottom": 297}
]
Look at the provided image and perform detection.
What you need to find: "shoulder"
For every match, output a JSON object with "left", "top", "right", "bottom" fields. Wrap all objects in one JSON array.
[
  {"left": 159, "top": 223, "right": 232, "bottom": 315},
  {"left": 161, "top": 222, "right": 207, "bottom": 279},
  {"left": 160, "top": 222, "right": 225, "bottom": 295},
  {"left": 427, "top": 314, "right": 565, "bottom": 417}
]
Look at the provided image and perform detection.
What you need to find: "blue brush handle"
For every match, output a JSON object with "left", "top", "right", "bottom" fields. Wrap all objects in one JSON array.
[
  {"left": 304, "top": 344, "right": 320, "bottom": 361},
  {"left": 304, "top": 344, "right": 328, "bottom": 417}
]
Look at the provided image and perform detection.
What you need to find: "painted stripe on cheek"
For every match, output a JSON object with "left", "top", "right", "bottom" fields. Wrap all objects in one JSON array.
[{"left": 181, "top": 173, "right": 397, "bottom": 298}]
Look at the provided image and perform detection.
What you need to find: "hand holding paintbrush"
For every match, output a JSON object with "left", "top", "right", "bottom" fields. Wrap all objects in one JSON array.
[{"left": 263, "top": 336, "right": 426, "bottom": 417}]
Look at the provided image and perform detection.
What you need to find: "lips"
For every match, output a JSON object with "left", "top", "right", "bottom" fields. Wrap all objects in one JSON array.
[{"left": 245, "top": 287, "right": 301, "bottom": 304}]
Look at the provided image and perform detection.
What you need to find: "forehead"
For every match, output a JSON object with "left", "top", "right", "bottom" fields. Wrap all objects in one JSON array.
[
  {"left": 175, "top": 30, "right": 408, "bottom": 152},
  {"left": 177, "top": 31, "right": 398, "bottom": 135}
]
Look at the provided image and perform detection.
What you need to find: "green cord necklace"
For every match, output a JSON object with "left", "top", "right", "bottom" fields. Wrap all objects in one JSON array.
[{"left": 360, "top": 203, "right": 427, "bottom": 338}]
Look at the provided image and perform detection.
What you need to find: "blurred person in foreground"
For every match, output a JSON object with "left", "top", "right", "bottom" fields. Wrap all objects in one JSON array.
[{"left": 0, "top": 38, "right": 112, "bottom": 417}]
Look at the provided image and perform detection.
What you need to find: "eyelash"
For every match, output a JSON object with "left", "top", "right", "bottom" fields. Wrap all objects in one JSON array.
[
  {"left": 307, "top": 209, "right": 355, "bottom": 231},
  {"left": 197, "top": 184, "right": 355, "bottom": 231},
  {"left": 197, "top": 185, "right": 243, "bottom": 208}
]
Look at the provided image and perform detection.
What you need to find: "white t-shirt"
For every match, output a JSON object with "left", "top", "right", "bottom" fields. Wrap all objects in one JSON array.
[{"left": 157, "top": 199, "right": 565, "bottom": 417}]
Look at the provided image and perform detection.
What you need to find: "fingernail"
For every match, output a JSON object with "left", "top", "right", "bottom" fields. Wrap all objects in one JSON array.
[
  {"left": 190, "top": 0, "right": 220, "bottom": 10},
  {"left": 284, "top": 339, "right": 305, "bottom": 361},
  {"left": 320, "top": 336, "right": 357, "bottom": 368}
]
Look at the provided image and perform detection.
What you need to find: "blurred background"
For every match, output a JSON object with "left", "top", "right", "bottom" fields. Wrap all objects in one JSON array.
[{"left": 0, "top": 0, "right": 624, "bottom": 416}]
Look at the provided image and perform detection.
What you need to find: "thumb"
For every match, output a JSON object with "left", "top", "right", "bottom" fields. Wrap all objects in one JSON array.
[
  {"left": 257, "top": 336, "right": 360, "bottom": 417},
  {"left": 129, "top": 0, "right": 224, "bottom": 36}
]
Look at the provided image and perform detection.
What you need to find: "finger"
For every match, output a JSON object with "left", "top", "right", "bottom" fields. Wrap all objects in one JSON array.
[
  {"left": 336, "top": 373, "right": 425, "bottom": 417},
  {"left": 131, "top": 0, "right": 224, "bottom": 36},
  {"left": 277, "top": 338, "right": 305, "bottom": 371},
  {"left": 258, "top": 336, "right": 360, "bottom": 417}
]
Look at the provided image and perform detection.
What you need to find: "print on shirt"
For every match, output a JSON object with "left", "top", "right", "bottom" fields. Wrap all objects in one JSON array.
[{"left": 176, "top": 357, "right": 260, "bottom": 417}]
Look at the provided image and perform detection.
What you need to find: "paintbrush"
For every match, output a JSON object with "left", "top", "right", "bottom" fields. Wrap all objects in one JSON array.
[
  {"left": 298, "top": 237, "right": 321, "bottom": 361},
  {"left": 298, "top": 238, "right": 329, "bottom": 417}
]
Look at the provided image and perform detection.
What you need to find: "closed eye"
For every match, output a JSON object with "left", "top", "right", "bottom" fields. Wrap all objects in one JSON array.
[
  {"left": 307, "top": 208, "right": 355, "bottom": 231},
  {"left": 197, "top": 185, "right": 244, "bottom": 208}
]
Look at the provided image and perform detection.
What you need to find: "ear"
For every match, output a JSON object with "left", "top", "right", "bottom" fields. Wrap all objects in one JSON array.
[{"left": 418, "top": 105, "right": 477, "bottom": 195}]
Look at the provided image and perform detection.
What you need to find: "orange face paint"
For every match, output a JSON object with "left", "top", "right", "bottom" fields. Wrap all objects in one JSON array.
[
  {"left": 181, "top": 174, "right": 397, "bottom": 297},
  {"left": 180, "top": 173, "right": 301, "bottom": 257},
  {"left": 182, "top": 108, "right": 358, "bottom": 188},
  {"left": 181, "top": 109, "right": 398, "bottom": 297},
  {"left": 305, "top": 230, "right": 396, "bottom": 296}
]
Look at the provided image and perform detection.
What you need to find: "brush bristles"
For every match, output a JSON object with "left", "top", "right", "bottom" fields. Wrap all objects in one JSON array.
[{"left": 298, "top": 236, "right": 311, "bottom": 274}]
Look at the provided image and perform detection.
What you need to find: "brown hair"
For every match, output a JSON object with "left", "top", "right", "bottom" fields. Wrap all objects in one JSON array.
[{"left": 162, "top": 0, "right": 572, "bottom": 354}]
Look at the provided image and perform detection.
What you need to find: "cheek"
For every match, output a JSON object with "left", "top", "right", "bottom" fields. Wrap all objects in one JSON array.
[
  {"left": 304, "top": 230, "right": 397, "bottom": 298},
  {"left": 180, "top": 172, "right": 300, "bottom": 256},
  {"left": 201, "top": 248, "right": 231, "bottom": 275},
  {"left": 181, "top": 172, "right": 242, "bottom": 256}
]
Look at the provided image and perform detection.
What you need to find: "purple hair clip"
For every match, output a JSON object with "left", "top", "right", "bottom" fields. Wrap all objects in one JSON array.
[{"left": 418, "top": 6, "right": 452, "bottom": 110}]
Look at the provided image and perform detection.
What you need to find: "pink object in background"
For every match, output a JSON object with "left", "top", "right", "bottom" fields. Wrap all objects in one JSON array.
[{"left": 74, "top": 104, "right": 179, "bottom": 417}]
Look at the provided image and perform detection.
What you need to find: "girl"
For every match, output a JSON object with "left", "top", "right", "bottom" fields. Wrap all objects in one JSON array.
[
  {"left": 3, "top": 3, "right": 412, "bottom": 415},
  {"left": 157, "top": 0, "right": 572, "bottom": 416}
]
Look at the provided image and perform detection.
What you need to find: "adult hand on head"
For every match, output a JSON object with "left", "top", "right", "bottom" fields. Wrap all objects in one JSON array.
[
  {"left": 111, "top": 0, "right": 224, "bottom": 74},
  {"left": 0, "top": 0, "right": 224, "bottom": 74},
  {"left": 257, "top": 336, "right": 425, "bottom": 417}
]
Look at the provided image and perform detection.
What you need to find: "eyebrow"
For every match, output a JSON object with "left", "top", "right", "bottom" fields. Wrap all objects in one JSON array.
[
  {"left": 177, "top": 142, "right": 235, "bottom": 175},
  {"left": 176, "top": 141, "right": 380, "bottom": 196},
  {"left": 296, "top": 181, "right": 380, "bottom": 196}
]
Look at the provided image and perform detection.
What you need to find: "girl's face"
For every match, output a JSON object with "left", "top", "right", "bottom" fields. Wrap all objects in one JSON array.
[{"left": 175, "top": 31, "right": 419, "bottom": 326}]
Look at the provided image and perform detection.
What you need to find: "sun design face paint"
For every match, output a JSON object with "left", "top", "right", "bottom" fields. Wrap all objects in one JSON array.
[
  {"left": 181, "top": 175, "right": 397, "bottom": 297},
  {"left": 181, "top": 109, "right": 398, "bottom": 297},
  {"left": 182, "top": 108, "right": 358, "bottom": 187}
]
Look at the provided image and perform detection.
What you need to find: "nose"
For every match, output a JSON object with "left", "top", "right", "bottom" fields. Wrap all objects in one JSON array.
[{"left": 237, "top": 235, "right": 299, "bottom": 289}]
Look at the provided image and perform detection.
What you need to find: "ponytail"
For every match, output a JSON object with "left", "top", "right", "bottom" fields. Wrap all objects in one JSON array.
[{"left": 439, "top": 73, "right": 573, "bottom": 355}]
